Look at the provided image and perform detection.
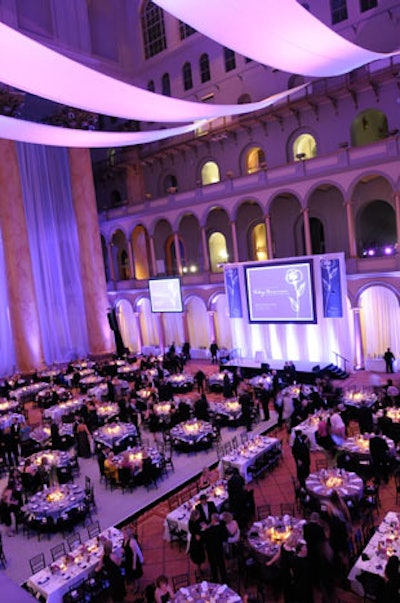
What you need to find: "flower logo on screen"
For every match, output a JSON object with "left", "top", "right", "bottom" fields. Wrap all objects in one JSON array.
[
  {"left": 285, "top": 268, "right": 305, "bottom": 316},
  {"left": 321, "top": 259, "right": 338, "bottom": 315}
]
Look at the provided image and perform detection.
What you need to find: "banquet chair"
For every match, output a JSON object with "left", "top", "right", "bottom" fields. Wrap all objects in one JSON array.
[
  {"left": 57, "top": 465, "right": 73, "bottom": 484},
  {"left": 280, "top": 502, "right": 295, "bottom": 516},
  {"left": 171, "top": 573, "right": 190, "bottom": 591},
  {"left": 63, "top": 583, "right": 86, "bottom": 603},
  {"left": 356, "top": 571, "right": 385, "bottom": 602},
  {"left": 29, "top": 552, "right": 46, "bottom": 574},
  {"left": 256, "top": 504, "right": 272, "bottom": 520},
  {"left": 166, "top": 518, "right": 187, "bottom": 551},
  {"left": 51, "top": 542, "right": 67, "bottom": 562},
  {"left": 87, "top": 520, "right": 101, "bottom": 539},
  {"left": 167, "top": 493, "right": 180, "bottom": 512},
  {"left": 66, "top": 531, "right": 82, "bottom": 552},
  {"left": 315, "top": 458, "right": 328, "bottom": 471},
  {"left": 0, "top": 533, "right": 6, "bottom": 568}
]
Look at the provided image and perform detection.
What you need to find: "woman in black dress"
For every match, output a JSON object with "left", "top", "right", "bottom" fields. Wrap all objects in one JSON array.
[
  {"left": 188, "top": 508, "right": 206, "bottom": 570},
  {"left": 123, "top": 525, "right": 144, "bottom": 594},
  {"left": 97, "top": 539, "right": 126, "bottom": 602}
]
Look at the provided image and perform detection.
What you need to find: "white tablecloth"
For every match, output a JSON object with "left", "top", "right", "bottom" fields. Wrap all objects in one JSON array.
[
  {"left": 220, "top": 435, "right": 281, "bottom": 483},
  {"left": 27, "top": 527, "right": 123, "bottom": 603},
  {"left": 289, "top": 411, "right": 330, "bottom": 450},
  {"left": 348, "top": 511, "right": 400, "bottom": 596}
]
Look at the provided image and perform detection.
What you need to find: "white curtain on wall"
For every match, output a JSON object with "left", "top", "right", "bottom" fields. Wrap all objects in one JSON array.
[
  {"left": 116, "top": 299, "right": 138, "bottom": 353},
  {"left": 0, "top": 231, "right": 16, "bottom": 375},
  {"left": 360, "top": 286, "right": 400, "bottom": 359},
  {"left": 16, "top": 143, "right": 89, "bottom": 365},
  {"left": 138, "top": 299, "right": 158, "bottom": 346},
  {"left": 186, "top": 297, "right": 209, "bottom": 350},
  {"left": 214, "top": 295, "right": 232, "bottom": 350},
  {"left": 162, "top": 313, "right": 184, "bottom": 349}
]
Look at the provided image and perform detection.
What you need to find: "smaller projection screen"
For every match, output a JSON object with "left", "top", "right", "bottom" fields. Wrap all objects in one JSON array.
[
  {"left": 149, "top": 277, "right": 183, "bottom": 313},
  {"left": 245, "top": 260, "right": 316, "bottom": 323}
]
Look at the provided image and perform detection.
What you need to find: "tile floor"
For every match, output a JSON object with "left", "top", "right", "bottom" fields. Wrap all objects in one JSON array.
[{"left": 1, "top": 361, "right": 399, "bottom": 603}]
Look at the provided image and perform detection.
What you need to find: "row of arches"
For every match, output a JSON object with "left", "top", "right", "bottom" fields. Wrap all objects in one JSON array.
[
  {"left": 114, "top": 283, "right": 400, "bottom": 369},
  {"left": 102, "top": 185, "right": 397, "bottom": 281}
]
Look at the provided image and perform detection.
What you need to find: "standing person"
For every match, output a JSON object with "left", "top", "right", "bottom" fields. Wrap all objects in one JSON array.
[
  {"left": 195, "top": 493, "right": 217, "bottom": 526},
  {"left": 76, "top": 418, "right": 92, "bottom": 458},
  {"left": 210, "top": 341, "right": 219, "bottom": 365},
  {"left": 240, "top": 389, "right": 253, "bottom": 432},
  {"left": 122, "top": 525, "right": 144, "bottom": 594},
  {"left": 303, "top": 512, "right": 335, "bottom": 603},
  {"left": 188, "top": 508, "right": 206, "bottom": 571},
  {"left": 194, "top": 369, "right": 206, "bottom": 394},
  {"left": 223, "top": 371, "right": 233, "bottom": 399},
  {"left": 291, "top": 431, "right": 311, "bottom": 487},
  {"left": 96, "top": 540, "right": 126, "bottom": 602},
  {"left": 203, "top": 513, "right": 229, "bottom": 583},
  {"left": 384, "top": 347, "right": 395, "bottom": 373}
]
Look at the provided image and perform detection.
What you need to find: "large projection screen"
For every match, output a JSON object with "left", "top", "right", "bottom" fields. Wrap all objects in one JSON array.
[
  {"left": 149, "top": 277, "right": 183, "bottom": 313},
  {"left": 245, "top": 260, "right": 316, "bottom": 324}
]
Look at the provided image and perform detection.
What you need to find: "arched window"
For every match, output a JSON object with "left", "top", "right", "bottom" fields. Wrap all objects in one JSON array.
[
  {"left": 201, "top": 161, "right": 220, "bottom": 185},
  {"left": 147, "top": 80, "right": 155, "bottom": 92},
  {"left": 209, "top": 232, "right": 228, "bottom": 272},
  {"left": 251, "top": 223, "right": 268, "bottom": 260},
  {"left": 330, "top": 0, "right": 348, "bottom": 24},
  {"left": 141, "top": 1, "right": 166, "bottom": 59},
  {"left": 165, "top": 235, "right": 186, "bottom": 275},
  {"left": 161, "top": 73, "right": 171, "bottom": 96},
  {"left": 200, "top": 53, "right": 211, "bottom": 83},
  {"left": 179, "top": 21, "right": 196, "bottom": 39},
  {"left": 293, "top": 133, "right": 317, "bottom": 161},
  {"left": 182, "top": 62, "right": 193, "bottom": 91},
  {"left": 350, "top": 109, "right": 389, "bottom": 147},
  {"left": 163, "top": 174, "right": 178, "bottom": 194},
  {"left": 357, "top": 200, "right": 396, "bottom": 257},
  {"left": 223, "top": 47, "right": 236, "bottom": 72},
  {"left": 246, "top": 146, "right": 266, "bottom": 174},
  {"left": 119, "top": 249, "right": 130, "bottom": 280},
  {"left": 309, "top": 217, "right": 325, "bottom": 254}
]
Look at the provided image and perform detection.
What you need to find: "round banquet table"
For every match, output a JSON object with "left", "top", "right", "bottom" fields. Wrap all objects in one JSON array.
[
  {"left": 376, "top": 407, "right": 400, "bottom": 423},
  {"left": 43, "top": 397, "right": 84, "bottom": 423},
  {"left": 0, "top": 399, "right": 20, "bottom": 414},
  {"left": 339, "top": 433, "right": 395, "bottom": 457},
  {"left": 170, "top": 419, "right": 213, "bottom": 449},
  {"left": 79, "top": 375, "right": 104, "bottom": 392},
  {"left": 23, "top": 448, "right": 73, "bottom": 470},
  {"left": 113, "top": 445, "right": 161, "bottom": 473},
  {"left": 22, "top": 483, "right": 85, "bottom": 521},
  {"left": 96, "top": 402, "right": 120, "bottom": 423},
  {"left": 0, "top": 412, "right": 25, "bottom": 431},
  {"left": 289, "top": 410, "right": 330, "bottom": 451},
  {"left": 93, "top": 421, "right": 138, "bottom": 450},
  {"left": 342, "top": 390, "right": 377, "bottom": 408},
  {"left": 165, "top": 373, "right": 194, "bottom": 392},
  {"left": 248, "top": 515, "right": 305, "bottom": 560},
  {"left": 172, "top": 581, "right": 242, "bottom": 603},
  {"left": 209, "top": 398, "right": 242, "bottom": 422},
  {"left": 305, "top": 468, "right": 364, "bottom": 500}
]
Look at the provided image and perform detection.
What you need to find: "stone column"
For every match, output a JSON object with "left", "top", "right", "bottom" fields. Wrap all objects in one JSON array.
[
  {"left": 201, "top": 226, "right": 210, "bottom": 272},
  {"left": 133, "top": 312, "right": 142, "bottom": 353},
  {"left": 230, "top": 221, "right": 239, "bottom": 263},
  {"left": 302, "top": 207, "right": 312, "bottom": 256},
  {"left": 127, "top": 239, "right": 135, "bottom": 280},
  {"left": 69, "top": 147, "right": 113, "bottom": 356},
  {"left": 108, "top": 243, "right": 116, "bottom": 281},
  {"left": 344, "top": 201, "right": 357, "bottom": 258},
  {"left": 156, "top": 313, "right": 165, "bottom": 352},
  {"left": 173, "top": 232, "right": 182, "bottom": 275},
  {"left": 352, "top": 306, "right": 365, "bottom": 370},
  {"left": 208, "top": 311, "right": 216, "bottom": 343},
  {"left": 0, "top": 140, "right": 44, "bottom": 372},
  {"left": 265, "top": 213, "right": 274, "bottom": 259},
  {"left": 149, "top": 235, "right": 157, "bottom": 276},
  {"left": 182, "top": 312, "right": 190, "bottom": 343}
]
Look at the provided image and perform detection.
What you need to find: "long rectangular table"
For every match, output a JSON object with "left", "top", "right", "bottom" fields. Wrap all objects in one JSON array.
[
  {"left": 26, "top": 527, "right": 123, "bottom": 603},
  {"left": 220, "top": 435, "right": 281, "bottom": 483},
  {"left": 348, "top": 511, "right": 400, "bottom": 596}
]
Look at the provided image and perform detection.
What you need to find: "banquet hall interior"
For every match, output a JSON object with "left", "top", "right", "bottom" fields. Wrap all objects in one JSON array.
[{"left": 0, "top": 0, "right": 400, "bottom": 602}]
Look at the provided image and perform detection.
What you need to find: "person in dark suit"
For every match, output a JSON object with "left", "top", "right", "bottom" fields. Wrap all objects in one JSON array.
[
  {"left": 195, "top": 493, "right": 217, "bottom": 526},
  {"left": 291, "top": 431, "right": 311, "bottom": 487},
  {"left": 50, "top": 420, "right": 61, "bottom": 450},
  {"left": 358, "top": 400, "right": 374, "bottom": 434},
  {"left": 203, "top": 513, "right": 229, "bottom": 583},
  {"left": 384, "top": 347, "right": 395, "bottom": 373},
  {"left": 370, "top": 428, "right": 391, "bottom": 483},
  {"left": 194, "top": 394, "right": 210, "bottom": 421},
  {"left": 209, "top": 341, "right": 219, "bottom": 364}
]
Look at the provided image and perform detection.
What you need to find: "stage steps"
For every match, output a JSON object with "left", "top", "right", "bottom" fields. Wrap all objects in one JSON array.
[{"left": 321, "top": 363, "right": 350, "bottom": 380}]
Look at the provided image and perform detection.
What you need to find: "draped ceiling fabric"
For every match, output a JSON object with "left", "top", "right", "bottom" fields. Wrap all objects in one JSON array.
[
  {"left": 0, "top": 22, "right": 307, "bottom": 124},
  {"left": 154, "top": 0, "right": 395, "bottom": 77},
  {"left": 16, "top": 144, "right": 89, "bottom": 364}
]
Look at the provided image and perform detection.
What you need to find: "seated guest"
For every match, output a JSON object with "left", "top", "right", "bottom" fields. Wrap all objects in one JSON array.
[
  {"left": 358, "top": 400, "right": 374, "bottom": 434},
  {"left": 316, "top": 415, "right": 335, "bottom": 453},
  {"left": 370, "top": 428, "right": 391, "bottom": 483},
  {"left": 104, "top": 451, "right": 119, "bottom": 482},
  {"left": 177, "top": 400, "right": 191, "bottom": 422},
  {"left": 155, "top": 575, "right": 174, "bottom": 603},
  {"left": 329, "top": 409, "right": 346, "bottom": 443},
  {"left": 194, "top": 394, "right": 210, "bottom": 421},
  {"left": 35, "top": 456, "right": 51, "bottom": 489},
  {"left": 198, "top": 466, "right": 219, "bottom": 490},
  {"left": 377, "top": 408, "right": 393, "bottom": 436},
  {"left": 378, "top": 554, "right": 400, "bottom": 603}
]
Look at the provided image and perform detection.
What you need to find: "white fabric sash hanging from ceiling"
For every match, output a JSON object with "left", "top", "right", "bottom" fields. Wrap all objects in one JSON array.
[
  {"left": 154, "top": 0, "right": 394, "bottom": 77},
  {"left": 0, "top": 22, "right": 305, "bottom": 124}
]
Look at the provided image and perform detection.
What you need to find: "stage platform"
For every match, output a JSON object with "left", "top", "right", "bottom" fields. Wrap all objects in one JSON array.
[{"left": 220, "top": 357, "right": 334, "bottom": 383}]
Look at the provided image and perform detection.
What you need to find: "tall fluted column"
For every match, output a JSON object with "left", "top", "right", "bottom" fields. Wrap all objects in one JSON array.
[
  {"left": 230, "top": 221, "right": 239, "bottom": 263},
  {"left": 69, "top": 148, "right": 113, "bottom": 356},
  {"left": 302, "top": 207, "right": 312, "bottom": 256},
  {"left": 127, "top": 239, "right": 135, "bottom": 280},
  {"left": 344, "top": 200, "right": 357, "bottom": 258},
  {"left": 155, "top": 313, "right": 165, "bottom": 352},
  {"left": 352, "top": 306, "right": 365, "bottom": 370},
  {"left": 182, "top": 312, "right": 190, "bottom": 343},
  {"left": 0, "top": 140, "right": 44, "bottom": 372},
  {"left": 201, "top": 226, "right": 210, "bottom": 272},
  {"left": 133, "top": 312, "right": 142, "bottom": 353},
  {"left": 108, "top": 243, "right": 116, "bottom": 281},
  {"left": 174, "top": 232, "right": 182, "bottom": 275},
  {"left": 265, "top": 214, "right": 273, "bottom": 259},
  {"left": 394, "top": 192, "right": 400, "bottom": 250}
]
